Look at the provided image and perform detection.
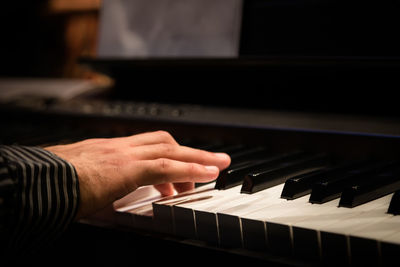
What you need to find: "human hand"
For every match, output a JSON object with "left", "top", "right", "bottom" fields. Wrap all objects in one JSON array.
[{"left": 44, "top": 131, "right": 231, "bottom": 220}]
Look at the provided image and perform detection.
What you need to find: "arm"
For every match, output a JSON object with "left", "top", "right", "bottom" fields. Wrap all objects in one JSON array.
[
  {"left": 0, "top": 130, "right": 230, "bottom": 255},
  {"left": 0, "top": 144, "right": 79, "bottom": 255}
]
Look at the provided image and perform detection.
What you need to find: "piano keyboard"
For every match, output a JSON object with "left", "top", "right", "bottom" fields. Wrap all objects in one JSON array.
[{"left": 113, "top": 145, "right": 400, "bottom": 266}]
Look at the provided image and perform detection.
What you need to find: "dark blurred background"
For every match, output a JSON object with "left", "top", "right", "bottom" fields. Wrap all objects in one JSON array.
[{"left": 0, "top": 0, "right": 101, "bottom": 79}]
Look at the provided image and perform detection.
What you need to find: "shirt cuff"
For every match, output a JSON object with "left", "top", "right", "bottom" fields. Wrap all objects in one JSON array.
[{"left": 0, "top": 145, "right": 80, "bottom": 253}]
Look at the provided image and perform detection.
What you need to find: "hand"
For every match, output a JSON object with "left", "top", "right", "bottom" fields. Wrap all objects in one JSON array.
[{"left": 45, "top": 131, "right": 231, "bottom": 220}]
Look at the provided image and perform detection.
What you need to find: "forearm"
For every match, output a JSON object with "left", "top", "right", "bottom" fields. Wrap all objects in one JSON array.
[{"left": 0, "top": 145, "right": 80, "bottom": 256}]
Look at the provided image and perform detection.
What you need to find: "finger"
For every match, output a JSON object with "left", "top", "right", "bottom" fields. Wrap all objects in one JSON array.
[
  {"left": 128, "top": 143, "right": 231, "bottom": 170},
  {"left": 129, "top": 158, "right": 220, "bottom": 187},
  {"left": 118, "top": 130, "right": 179, "bottom": 146},
  {"left": 173, "top": 182, "right": 195, "bottom": 193},
  {"left": 153, "top": 183, "right": 175, "bottom": 197}
]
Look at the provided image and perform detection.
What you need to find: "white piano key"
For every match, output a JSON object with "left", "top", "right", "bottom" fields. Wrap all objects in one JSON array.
[
  {"left": 215, "top": 185, "right": 283, "bottom": 247},
  {"left": 288, "top": 195, "right": 390, "bottom": 263},
  {"left": 173, "top": 185, "right": 234, "bottom": 239},
  {"left": 190, "top": 185, "right": 254, "bottom": 244},
  {"left": 216, "top": 184, "right": 286, "bottom": 248},
  {"left": 240, "top": 192, "right": 392, "bottom": 260},
  {"left": 380, "top": 225, "right": 400, "bottom": 245},
  {"left": 113, "top": 185, "right": 162, "bottom": 212},
  {"left": 113, "top": 185, "right": 162, "bottom": 227},
  {"left": 152, "top": 182, "right": 217, "bottom": 234},
  {"left": 171, "top": 183, "right": 284, "bottom": 244},
  {"left": 239, "top": 192, "right": 313, "bottom": 256},
  {"left": 315, "top": 194, "right": 393, "bottom": 266},
  {"left": 347, "top": 209, "right": 400, "bottom": 266},
  {"left": 122, "top": 203, "right": 154, "bottom": 231}
]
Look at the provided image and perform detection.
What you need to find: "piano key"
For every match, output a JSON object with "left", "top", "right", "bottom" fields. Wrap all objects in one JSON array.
[
  {"left": 169, "top": 185, "right": 243, "bottom": 243},
  {"left": 347, "top": 211, "right": 400, "bottom": 266},
  {"left": 172, "top": 183, "right": 284, "bottom": 246},
  {"left": 339, "top": 167, "right": 400, "bottom": 208},
  {"left": 281, "top": 160, "right": 370, "bottom": 200},
  {"left": 315, "top": 194, "right": 393, "bottom": 265},
  {"left": 174, "top": 192, "right": 224, "bottom": 240},
  {"left": 241, "top": 153, "right": 329, "bottom": 194},
  {"left": 131, "top": 204, "right": 155, "bottom": 231},
  {"left": 193, "top": 187, "right": 255, "bottom": 244},
  {"left": 388, "top": 190, "right": 400, "bottom": 215},
  {"left": 127, "top": 148, "right": 400, "bottom": 264},
  {"left": 281, "top": 168, "right": 332, "bottom": 200},
  {"left": 239, "top": 193, "right": 317, "bottom": 257},
  {"left": 216, "top": 184, "right": 286, "bottom": 248},
  {"left": 240, "top": 190, "right": 392, "bottom": 262},
  {"left": 152, "top": 183, "right": 217, "bottom": 235},
  {"left": 215, "top": 150, "right": 305, "bottom": 190},
  {"left": 309, "top": 160, "right": 394, "bottom": 204},
  {"left": 258, "top": 193, "right": 387, "bottom": 264},
  {"left": 295, "top": 196, "right": 390, "bottom": 265},
  {"left": 265, "top": 198, "right": 339, "bottom": 260},
  {"left": 241, "top": 218, "right": 267, "bottom": 251},
  {"left": 119, "top": 202, "right": 155, "bottom": 231},
  {"left": 113, "top": 185, "right": 162, "bottom": 227}
]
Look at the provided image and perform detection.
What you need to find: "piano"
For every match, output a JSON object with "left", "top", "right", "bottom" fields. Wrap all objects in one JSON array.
[{"left": 1, "top": 0, "right": 400, "bottom": 266}]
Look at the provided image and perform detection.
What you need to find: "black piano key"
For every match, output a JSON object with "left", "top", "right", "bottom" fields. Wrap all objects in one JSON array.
[
  {"left": 339, "top": 167, "right": 400, "bottom": 208},
  {"left": 281, "top": 160, "right": 372, "bottom": 200},
  {"left": 213, "top": 145, "right": 269, "bottom": 189},
  {"left": 215, "top": 150, "right": 304, "bottom": 190},
  {"left": 196, "top": 143, "right": 250, "bottom": 187},
  {"left": 241, "top": 153, "right": 329, "bottom": 194},
  {"left": 388, "top": 190, "right": 400, "bottom": 215},
  {"left": 309, "top": 160, "right": 394, "bottom": 204},
  {"left": 281, "top": 168, "right": 330, "bottom": 200},
  {"left": 214, "top": 160, "right": 255, "bottom": 189}
]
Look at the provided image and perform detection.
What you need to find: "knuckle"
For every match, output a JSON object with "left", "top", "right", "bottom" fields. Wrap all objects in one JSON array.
[
  {"left": 155, "top": 158, "right": 171, "bottom": 174},
  {"left": 156, "top": 130, "right": 176, "bottom": 144}
]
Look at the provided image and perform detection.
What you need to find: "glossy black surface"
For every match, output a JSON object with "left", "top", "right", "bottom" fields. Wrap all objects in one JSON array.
[
  {"left": 215, "top": 151, "right": 304, "bottom": 190},
  {"left": 339, "top": 165, "right": 400, "bottom": 208},
  {"left": 241, "top": 153, "right": 329, "bottom": 194},
  {"left": 309, "top": 160, "right": 392, "bottom": 204},
  {"left": 281, "top": 160, "right": 368, "bottom": 200},
  {"left": 388, "top": 190, "right": 400, "bottom": 215}
]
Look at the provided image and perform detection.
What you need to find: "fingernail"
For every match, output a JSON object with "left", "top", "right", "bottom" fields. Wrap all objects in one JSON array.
[
  {"left": 205, "top": 165, "right": 219, "bottom": 173},
  {"left": 214, "top": 153, "right": 231, "bottom": 161}
]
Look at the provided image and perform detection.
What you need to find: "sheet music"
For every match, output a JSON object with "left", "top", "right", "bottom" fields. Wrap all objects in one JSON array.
[{"left": 97, "top": 0, "right": 243, "bottom": 58}]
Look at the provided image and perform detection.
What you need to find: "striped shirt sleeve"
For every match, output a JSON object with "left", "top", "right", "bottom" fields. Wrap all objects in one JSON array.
[{"left": 0, "top": 145, "right": 80, "bottom": 256}]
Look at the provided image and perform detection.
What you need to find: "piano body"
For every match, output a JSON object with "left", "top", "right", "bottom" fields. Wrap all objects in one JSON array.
[{"left": 2, "top": 0, "right": 400, "bottom": 266}]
